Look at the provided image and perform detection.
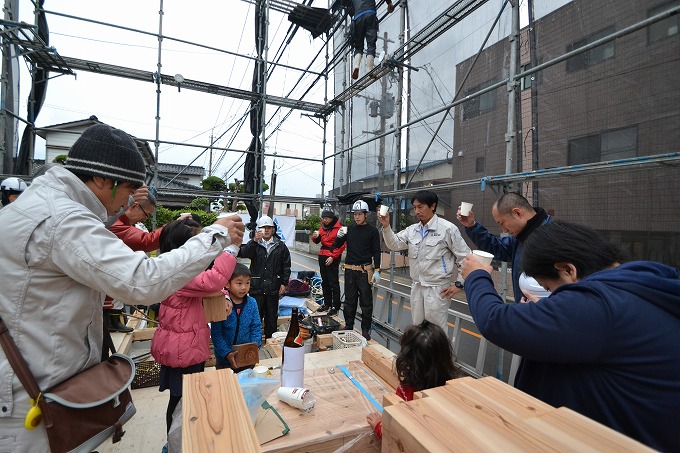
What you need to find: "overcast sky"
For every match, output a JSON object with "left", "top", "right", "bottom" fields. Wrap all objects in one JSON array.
[{"left": 14, "top": 0, "right": 332, "bottom": 197}]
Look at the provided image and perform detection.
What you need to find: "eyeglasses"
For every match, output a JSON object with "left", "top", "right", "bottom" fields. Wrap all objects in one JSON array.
[{"left": 139, "top": 204, "right": 150, "bottom": 219}]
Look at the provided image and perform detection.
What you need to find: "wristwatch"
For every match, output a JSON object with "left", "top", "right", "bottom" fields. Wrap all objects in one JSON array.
[{"left": 454, "top": 281, "right": 464, "bottom": 289}]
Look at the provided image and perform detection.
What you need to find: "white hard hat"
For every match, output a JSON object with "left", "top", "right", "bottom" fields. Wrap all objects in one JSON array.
[
  {"left": 256, "top": 215, "right": 275, "bottom": 228},
  {"left": 1, "top": 177, "right": 27, "bottom": 193},
  {"left": 351, "top": 200, "right": 369, "bottom": 212}
]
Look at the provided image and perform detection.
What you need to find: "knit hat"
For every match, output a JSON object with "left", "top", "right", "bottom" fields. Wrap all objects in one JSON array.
[
  {"left": 65, "top": 124, "right": 146, "bottom": 187},
  {"left": 321, "top": 209, "right": 335, "bottom": 218}
]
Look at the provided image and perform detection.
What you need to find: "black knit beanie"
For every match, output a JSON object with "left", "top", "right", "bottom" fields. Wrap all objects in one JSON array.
[
  {"left": 65, "top": 124, "right": 146, "bottom": 187},
  {"left": 321, "top": 209, "right": 335, "bottom": 218}
]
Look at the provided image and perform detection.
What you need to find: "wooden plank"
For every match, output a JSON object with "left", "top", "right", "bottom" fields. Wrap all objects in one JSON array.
[
  {"left": 522, "top": 407, "right": 655, "bottom": 453},
  {"left": 132, "top": 327, "right": 156, "bottom": 341},
  {"left": 382, "top": 394, "right": 563, "bottom": 453},
  {"left": 382, "top": 393, "right": 404, "bottom": 408},
  {"left": 361, "top": 346, "right": 399, "bottom": 390},
  {"left": 420, "top": 388, "right": 564, "bottom": 451},
  {"left": 182, "top": 368, "right": 261, "bottom": 453},
  {"left": 261, "top": 361, "right": 389, "bottom": 453},
  {"left": 203, "top": 294, "right": 228, "bottom": 323},
  {"left": 316, "top": 334, "right": 334, "bottom": 350},
  {"left": 423, "top": 377, "right": 554, "bottom": 421}
]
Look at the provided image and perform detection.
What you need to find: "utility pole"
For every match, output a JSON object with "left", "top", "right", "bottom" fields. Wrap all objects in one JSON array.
[
  {"left": 1, "top": 0, "right": 20, "bottom": 174},
  {"left": 378, "top": 31, "right": 388, "bottom": 191},
  {"left": 208, "top": 134, "right": 213, "bottom": 177}
]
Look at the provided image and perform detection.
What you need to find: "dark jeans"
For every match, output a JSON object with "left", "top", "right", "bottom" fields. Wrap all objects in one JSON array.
[
  {"left": 343, "top": 268, "right": 373, "bottom": 331},
  {"left": 254, "top": 293, "right": 279, "bottom": 339},
  {"left": 352, "top": 13, "right": 379, "bottom": 56},
  {"left": 318, "top": 255, "right": 341, "bottom": 310}
]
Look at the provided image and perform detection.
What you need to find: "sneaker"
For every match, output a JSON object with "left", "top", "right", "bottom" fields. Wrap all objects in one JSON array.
[
  {"left": 317, "top": 305, "right": 330, "bottom": 312},
  {"left": 327, "top": 308, "right": 339, "bottom": 317}
]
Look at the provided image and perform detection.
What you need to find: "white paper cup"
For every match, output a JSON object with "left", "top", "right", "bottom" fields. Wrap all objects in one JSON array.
[
  {"left": 472, "top": 250, "right": 494, "bottom": 266},
  {"left": 277, "top": 387, "right": 316, "bottom": 412},
  {"left": 218, "top": 212, "right": 239, "bottom": 218},
  {"left": 460, "top": 202, "right": 473, "bottom": 216},
  {"left": 379, "top": 205, "right": 389, "bottom": 216}
]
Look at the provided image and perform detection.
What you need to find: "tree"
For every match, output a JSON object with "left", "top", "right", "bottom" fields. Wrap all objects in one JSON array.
[
  {"left": 202, "top": 176, "right": 226, "bottom": 192},
  {"left": 187, "top": 197, "right": 210, "bottom": 211}
]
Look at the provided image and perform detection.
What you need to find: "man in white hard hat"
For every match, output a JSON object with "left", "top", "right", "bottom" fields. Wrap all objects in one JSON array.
[
  {"left": 333, "top": 199, "right": 381, "bottom": 340},
  {"left": 238, "top": 215, "right": 291, "bottom": 339},
  {"left": 0, "top": 177, "right": 27, "bottom": 206}
]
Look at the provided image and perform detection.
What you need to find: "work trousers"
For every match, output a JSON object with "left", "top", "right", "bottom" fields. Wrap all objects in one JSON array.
[
  {"left": 254, "top": 293, "right": 279, "bottom": 339},
  {"left": 410, "top": 283, "right": 451, "bottom": 334},
  {"left": 352, "top": 13, "right": 379, "bottom": 56},
  {"left": 343, "top": 268, "right": 374, "bottom": 331},
  {"left": 318, "top": 255, "right": 341, "bottom": 310}
]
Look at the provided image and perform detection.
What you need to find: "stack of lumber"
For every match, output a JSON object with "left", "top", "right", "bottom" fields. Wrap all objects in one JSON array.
[{"left": 381, "top": 376, "right": 654, "bottom": 452}]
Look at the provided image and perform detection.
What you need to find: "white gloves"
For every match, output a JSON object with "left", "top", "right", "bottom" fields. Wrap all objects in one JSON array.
[
  {"left": 337, "top": 227, "right": 347, "bottom": 238},
  {"left": 371, "top": 270, "right": 380, "bottom": 285}
]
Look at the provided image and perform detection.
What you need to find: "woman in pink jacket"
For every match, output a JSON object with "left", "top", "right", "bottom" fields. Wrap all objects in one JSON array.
[{"left": 151, "top": 218, "right": 236, "bottom": 433}]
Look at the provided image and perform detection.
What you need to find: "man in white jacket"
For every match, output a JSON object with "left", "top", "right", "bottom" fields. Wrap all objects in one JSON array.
[
  {"left": 378, "top": 190, "right": 470, "bottom": 333},
  {"left": 0, "top": 124, "right": 244, "bottom": 452}
]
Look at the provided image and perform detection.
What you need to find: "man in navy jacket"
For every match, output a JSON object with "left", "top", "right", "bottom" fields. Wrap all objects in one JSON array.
[{"left": 461, "top": 221, "right": 680, "bottom": 452}]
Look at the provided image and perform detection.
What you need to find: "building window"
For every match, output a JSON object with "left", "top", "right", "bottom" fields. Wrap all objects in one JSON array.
[
  {"left": 475, "top": 157, "right": 485, "bottom": 173},
  {"left": 462, "top": 79, "right": 497, "bottom": 120},
  {"left": 566, "top": 26, "right": 616, "bottom": 73},
  {"left": 568, "top": 126, "right": 637, "bottom": 165},
  {"left": 520, "top": 62, "right": 541, "bottom": 90},
  {"left": 648, "top": 2, "right": 679, "bottom": 44}
]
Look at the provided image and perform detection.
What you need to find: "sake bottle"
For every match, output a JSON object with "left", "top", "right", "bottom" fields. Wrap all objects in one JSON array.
[{"left": 281, "top": 307, "right": 305, "bottom": 388}]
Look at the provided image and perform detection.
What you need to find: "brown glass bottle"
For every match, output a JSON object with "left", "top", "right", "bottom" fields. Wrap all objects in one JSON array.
[
  {"left": 283, "top": 307, "right": 304, "bottom": 348},
  {"left": 281, "top": 307, "right": 305, "bottom": 387}
]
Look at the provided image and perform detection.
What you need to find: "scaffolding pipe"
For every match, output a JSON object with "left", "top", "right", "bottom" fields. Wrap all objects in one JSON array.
[
  {"left": 330, "top": 4, "right": 678, "bottom": 164},
  {"left": 151, "top": 0, "right": 164, "bottom": 230},
  {"left": 40, "top": 8, "right": 322, "bottom": 76},
  {"left": 403, "top": 0, "right": 509, "bottom": 189}
]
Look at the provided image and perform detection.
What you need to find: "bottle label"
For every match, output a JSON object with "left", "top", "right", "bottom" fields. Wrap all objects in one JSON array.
[{"left": 294, "top": 332, "right": 303, "bottom": 346}]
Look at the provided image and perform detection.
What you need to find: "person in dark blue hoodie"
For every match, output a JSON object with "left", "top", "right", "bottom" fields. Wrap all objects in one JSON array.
[{"left": 461, "top": 221, "right": 680, "bottom": 452}]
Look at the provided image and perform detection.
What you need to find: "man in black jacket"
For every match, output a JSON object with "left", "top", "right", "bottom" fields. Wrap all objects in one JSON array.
[
  {"left": 334, "top": 200, "right": 381, "bottom": 340},
  {"left": 238, "top": 215, "right": 291, "bottom": 339}
]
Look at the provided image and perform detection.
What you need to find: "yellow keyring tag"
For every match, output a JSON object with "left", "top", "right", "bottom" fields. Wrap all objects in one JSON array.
[{"left": 24, "top": 396, "right": 43, "bottom": 430}]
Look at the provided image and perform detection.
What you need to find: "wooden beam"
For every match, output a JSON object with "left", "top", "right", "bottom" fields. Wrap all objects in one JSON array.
[
  {"left": 361, "top": 345, "right": 399, "bottom": 390},
  {"left": 381, "top": 377, "right": 652, "bottom": 452},
  {"left": 132, "top": 327, "right": 156, "bottom": 341},
  {"left": 182, "top": 368, "right": 261, "bottom": 452}
]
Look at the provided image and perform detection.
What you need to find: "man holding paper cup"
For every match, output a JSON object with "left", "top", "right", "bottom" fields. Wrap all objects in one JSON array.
[
  {"left": 378, "top": 190, "right": 470, "bottom": 333},
  {"left": 456, "top": 192, "right": 551, "bottom": 303}
]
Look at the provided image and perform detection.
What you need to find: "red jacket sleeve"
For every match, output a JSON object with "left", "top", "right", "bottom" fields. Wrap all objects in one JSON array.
[{"left": 109, "top": 218, "right": 163, "bottom": 253}]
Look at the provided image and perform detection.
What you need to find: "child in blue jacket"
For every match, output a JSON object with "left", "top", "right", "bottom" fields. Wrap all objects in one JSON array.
[{"left": 211, "top": 264, "right": 262, "bottom": 371}]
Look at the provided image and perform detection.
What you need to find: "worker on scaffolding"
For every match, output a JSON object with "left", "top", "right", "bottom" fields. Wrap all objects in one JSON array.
[{"left": 344, "top": 0, "right": 395, "bottom": 80}]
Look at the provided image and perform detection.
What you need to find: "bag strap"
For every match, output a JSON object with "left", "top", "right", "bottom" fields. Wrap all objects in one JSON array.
[
  {"left": 0, "top": 316, "right": 42, "bottom": 400},
  {"left": 0, "top": 316, "right": 53, "bottom": 427}
]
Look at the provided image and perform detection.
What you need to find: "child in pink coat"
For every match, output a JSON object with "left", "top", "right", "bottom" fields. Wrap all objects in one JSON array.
[{"left": 151, "top": 217, "right": 236, "bottom": 433}]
